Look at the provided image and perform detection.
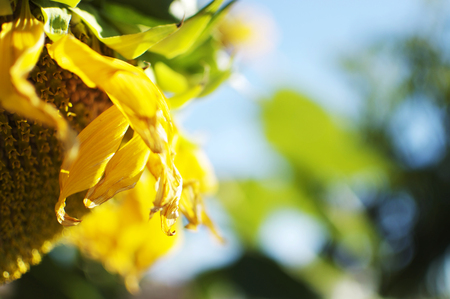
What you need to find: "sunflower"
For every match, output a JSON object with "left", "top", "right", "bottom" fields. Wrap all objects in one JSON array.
[{"left": 0, "top": 0, "right": 230, "bottom": 286}]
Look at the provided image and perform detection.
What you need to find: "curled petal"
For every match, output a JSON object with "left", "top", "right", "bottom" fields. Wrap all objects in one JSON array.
[
  {"left": 180, "top": 180, "right": 223, "bottom": 242},
  {"left": 84, "top": 134, "right": 151, "bottom": 209},
  {"left": 145, "top": 131, "right": 181, "bottom": 235},
  {"left": 56, "top": 105, "right": 129, "bottom": 226}
]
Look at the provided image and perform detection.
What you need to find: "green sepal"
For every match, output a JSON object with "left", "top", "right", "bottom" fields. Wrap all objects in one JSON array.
[
  {"left": 189, "top": 0, "right": 236, "bottom": 55},
  {"left": 169, "top": 84, "right": 204, "bottom": 109},
  {"left": 198, "top": 68, "right": 231, "bottom": 97},
  {"left": 70, "top": 4, "right": 179, "bottom": 59},
  {"left": 32, "top": 0, "right": 72, "bottom": 42},
  {"left": 101, "top": 2, "right": 168, "bottom": 33},
  {"left": 148, "top": 0, "right": 224, "bottom": 59},
  {"left": 154, "top": 62, "right": 189, "bottom": 93}
]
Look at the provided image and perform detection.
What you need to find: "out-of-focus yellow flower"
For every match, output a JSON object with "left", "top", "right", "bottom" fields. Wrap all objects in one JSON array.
[
  {"left": 66, "top": 131, "right": 219, "bottom": 293},
  {"left": 67, "top": 171, "right": 181, "bottom": 293},
  {"left": 0, "top": 0, "right": 221, "bottom": 286},
  {"left": 218, "top": 3, "right": 278, "bottom": 59}
]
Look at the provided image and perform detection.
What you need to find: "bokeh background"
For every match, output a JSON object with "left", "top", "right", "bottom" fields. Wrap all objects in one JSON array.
[{"left": 3, "top": 0, "right": 450, "bottom": 298}]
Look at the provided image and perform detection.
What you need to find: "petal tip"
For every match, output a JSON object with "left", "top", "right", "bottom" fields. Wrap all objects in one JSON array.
[{"left": 58, "top": 213, "right": 82, "bottom": 226}]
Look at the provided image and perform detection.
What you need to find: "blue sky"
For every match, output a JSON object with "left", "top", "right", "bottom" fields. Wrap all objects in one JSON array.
[{"left": 180, "top": 0, "right": 428, "bottom": 179}]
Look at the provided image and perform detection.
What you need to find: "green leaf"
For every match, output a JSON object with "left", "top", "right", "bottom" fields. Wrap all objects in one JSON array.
[
  {"left": 198, "top": 68, "right": 231, "bottom": 97},
  {"left": 99, "top": 0, "right": 176, "bottom": 21},
  {"left": 148, "top": 0, "right": 224, "bottom": 59},
  {"left": 169, "top": 84, "right": 203, "bottom": 109},
  {"left": 154, "top": 62, "right": 188, "bottom": 93},
  {"left": 32, "top": 0, "right": 72, "bottom": 41},
  {"left": 263, "top": 90, "right": 388, "bottom": 181},
  {"left": 218, "top": 180, "right": 321, "bottom": 245},
  {"left": 71, "top": 4, "right": 179, "bottom": 59},
  {"left": 101, "top": 2, "right": 167, "bottom": 32},
  {"left": 189, "top": 0, "right": 236, "bottom": 55}
]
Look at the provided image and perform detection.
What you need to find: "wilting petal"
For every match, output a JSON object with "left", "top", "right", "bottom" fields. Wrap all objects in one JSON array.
[
  {"left": 67, "top": 173, "right": 180, "bottom": 293},
  {"left": 145, "top": 121, "right": 183, "bottom": 236},
  {"left": 0, "top": 0, "right": 77, "bottom": 159},
  {"left": 180, "top": 181, "right": 222, "bottom": 242},
  {"left": 56, "top": 105, "right": 129, "bottom": 226},
  {"left": 174, "top": 135, "right": 221, "bottom": 239},
  {"left": 149, "top": 152, "right": 183, "bottom": 236},
  {"left": 48, "top": 35, "right": 170, "bottom": 153},
  {"left": 84, "top": 134, "right": 151, "bottom": 208},
  {"left": 179, "top": 180, "right": 201, "bottom": 228}
]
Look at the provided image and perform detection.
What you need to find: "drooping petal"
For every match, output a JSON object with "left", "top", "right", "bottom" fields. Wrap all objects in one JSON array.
[
  {"left": 147, "top": 120, "right": 183, "bottom": 236},
  {"left": 48, "top": 35, "right": 168, "bottom": 153},
  {"left": 56, "top": 105, "right": 129, "bottom": 226},
  {"left": 0, "top": 0, "right": 77, "bottom": 160},
  {"left": 84, "top": 133, "right": 151, "bottom": 209}
]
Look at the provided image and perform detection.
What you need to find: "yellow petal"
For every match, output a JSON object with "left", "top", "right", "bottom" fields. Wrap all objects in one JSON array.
[
  {"left": 48, "top": 35, "right": 169, "bottom": 153},
  {"left": 179, "top": 180, "right": 201, "bottom": 227},
  {"left": 56, "top": 105, "right": 129, "bottom": 226},
  {"left": 180, "top": 181, "right": 222, "bottom": 242},
  {"left": 147, "top": 122, "right": 183, "bottom": 236},
  {"left": 84, "top": 134, "right": 151, "bottom": 209},
  {"left": 0, "top": 0, "right": 77, "bottom": 159}
]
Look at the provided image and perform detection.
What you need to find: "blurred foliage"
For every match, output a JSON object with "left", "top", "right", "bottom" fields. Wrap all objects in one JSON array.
[
  {"left": 263, "top": 90, "right": 388, "bottom": 182},
  {"left": 196, "top": 4, "right": 450, "bottom": 298},
  {"left": 194, "top": 253, "right": 320, "bottom": 299},
  {"left": 4, "top": 246, "right": 129, "bottom": 299}
]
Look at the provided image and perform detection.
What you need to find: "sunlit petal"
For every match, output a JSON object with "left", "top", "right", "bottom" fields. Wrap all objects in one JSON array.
[
  {"left": 56, "top": 105, "right": 129, "bottom": 226},
  {"left": 84, "top": 134, "right": 151, "bottom": 208}
]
